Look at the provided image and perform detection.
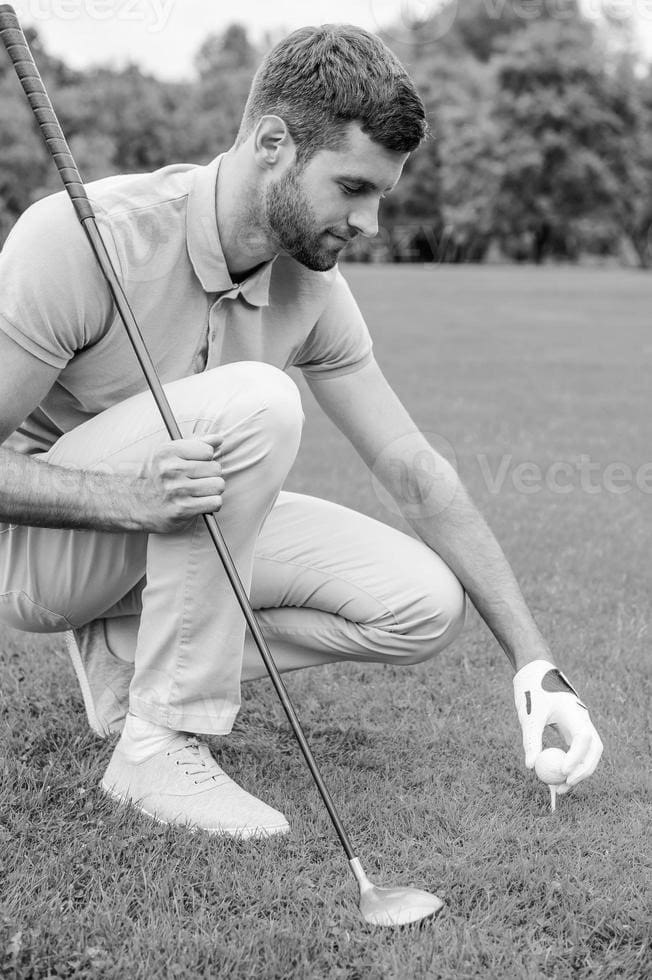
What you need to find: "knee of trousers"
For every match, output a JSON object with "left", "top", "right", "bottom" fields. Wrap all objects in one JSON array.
[
  {"left": 388, "top": 564, "right": 466, "bottom": 666},
  {"left": 201, "top": 362, "right": 304, "bottom": 469}
]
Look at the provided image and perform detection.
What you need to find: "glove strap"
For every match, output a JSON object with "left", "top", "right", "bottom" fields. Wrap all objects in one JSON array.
[{"left": 513, "top": 659, "right": 583, "bottom": 713}]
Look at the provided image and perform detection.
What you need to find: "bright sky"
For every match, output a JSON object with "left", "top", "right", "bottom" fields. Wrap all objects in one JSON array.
[{"left": 9, "top": 0, "right": 652, "bottom": 78}]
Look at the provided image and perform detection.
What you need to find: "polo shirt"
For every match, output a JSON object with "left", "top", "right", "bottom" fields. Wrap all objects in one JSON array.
[{"left": 0, "top": 155, "right": 373, "bottom": 455}]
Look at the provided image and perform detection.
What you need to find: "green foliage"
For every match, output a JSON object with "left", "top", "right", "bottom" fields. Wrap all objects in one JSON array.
[
  {"left": 450, "top": 0, "right": 585, "bottom": 61},
  {"left": 190, "top": 25, "right": 259, "bottom": 157},
  {"left": 0, "top": 73, "right": 49, "bottom": 239},
  {"left": 489, "top": 17, "right": 652, "bottom": 263},
  {"left": 0, "top": 22, "right": 258, "bottom": 239},
  {"left": 447, "top": 0, "right": 531, "bottom": 62},
  {"left": 0, "top": 26, "right": 73, "bottom": 236},
  {"left": 418, "top": 50, "right": 499, "bottom": 262},
  {"left": 491, "top": 19, "right": 619, "bottom": 260}
]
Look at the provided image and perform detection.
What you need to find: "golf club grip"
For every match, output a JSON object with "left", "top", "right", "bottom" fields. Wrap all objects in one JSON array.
[{"left": 0, "top": 5, "right": 94, "bottom": 222}]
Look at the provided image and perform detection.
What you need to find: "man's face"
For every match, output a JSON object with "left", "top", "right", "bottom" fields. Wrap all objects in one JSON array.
[{"left": 264, "top": 124, "right": 408, "bottom": 271}]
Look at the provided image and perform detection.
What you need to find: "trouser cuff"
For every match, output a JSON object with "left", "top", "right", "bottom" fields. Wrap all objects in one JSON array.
[{"left": 128, "top": 695, "right": 239, "bottom": 736}]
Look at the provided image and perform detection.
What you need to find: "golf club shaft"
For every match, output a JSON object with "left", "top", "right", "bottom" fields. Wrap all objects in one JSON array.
[{"left": 0, "top": 5, "right": 357, "bottom": 864}]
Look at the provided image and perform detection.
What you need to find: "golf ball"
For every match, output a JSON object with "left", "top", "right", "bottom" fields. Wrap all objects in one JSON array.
[{"left": 534, "top": 747, "right": 567, "bottom": 785}]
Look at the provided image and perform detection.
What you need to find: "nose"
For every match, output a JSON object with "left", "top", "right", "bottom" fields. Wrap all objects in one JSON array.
[{"left": 348, "top": 199, "right": 380, "bottom": 239}]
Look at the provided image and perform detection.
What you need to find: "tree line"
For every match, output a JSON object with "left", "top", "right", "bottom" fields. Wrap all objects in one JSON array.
[{"left": 1, "top": 0, "right": 651, "bottom": 265}]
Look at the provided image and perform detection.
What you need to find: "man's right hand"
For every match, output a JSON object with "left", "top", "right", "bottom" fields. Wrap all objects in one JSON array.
[{"left": 133, "top": 433, "right": 226, "bottom": 532}]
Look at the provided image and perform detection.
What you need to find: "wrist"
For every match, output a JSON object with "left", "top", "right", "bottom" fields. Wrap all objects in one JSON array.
[
  {"left": 494, "top": 624, "right": 554, "bottom": 673},
  {"left": 513, "top": 660, "right": 580, "bottom": 704},
  {"left": 73, "top": 469, "right": 143, "bottom": 532},
  {"left": 513, "top": 657, "right": 556, "bottom": 679},
  {"left": 92, "top": 472, "right": 148, "bottom": 531}
]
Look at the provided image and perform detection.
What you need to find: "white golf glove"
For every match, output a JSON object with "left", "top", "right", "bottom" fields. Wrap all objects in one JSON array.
[{"left": 513, "top": 659, "right": 603, "bottom": 787}]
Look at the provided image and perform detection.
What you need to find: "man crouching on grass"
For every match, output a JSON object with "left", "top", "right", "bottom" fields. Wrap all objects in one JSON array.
[{"left": 0, "top": 24, "right": 602, "bottom": 836}]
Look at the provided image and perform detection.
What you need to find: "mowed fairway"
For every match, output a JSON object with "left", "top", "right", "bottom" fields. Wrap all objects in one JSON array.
[{"left": 1, "top": 265, "right": 650, "bottom": 979}]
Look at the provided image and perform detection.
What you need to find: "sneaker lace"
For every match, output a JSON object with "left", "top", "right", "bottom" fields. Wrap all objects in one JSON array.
[{"left": 167, "top": 735, "right": 230, "bottom": 786}]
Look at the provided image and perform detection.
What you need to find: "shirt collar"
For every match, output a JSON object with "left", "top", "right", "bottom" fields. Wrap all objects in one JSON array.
[{"left": 186, "top": 154, "right": 274, "bottom": 307}]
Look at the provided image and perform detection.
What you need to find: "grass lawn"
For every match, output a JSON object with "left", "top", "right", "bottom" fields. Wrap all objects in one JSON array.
[{"left": 1, "top": 264, "right": 651, "bottom": 979}]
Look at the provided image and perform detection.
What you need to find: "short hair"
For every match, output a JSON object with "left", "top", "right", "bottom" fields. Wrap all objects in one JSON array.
[{"left": 236, "top": 24, "right": 428, "bottom": 163}]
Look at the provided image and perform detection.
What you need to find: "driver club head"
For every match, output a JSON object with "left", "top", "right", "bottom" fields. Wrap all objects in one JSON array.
[
  {"left": 359, "top": 881, "right": 445, "bottom": 927},
  {"left": 351, "top": 859, "right": 444, "bottom": 927}
]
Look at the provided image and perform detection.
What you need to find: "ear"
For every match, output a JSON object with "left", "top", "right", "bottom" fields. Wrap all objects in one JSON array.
[{"left": 253, "top": 114, "right": 296, "bottom": 170}]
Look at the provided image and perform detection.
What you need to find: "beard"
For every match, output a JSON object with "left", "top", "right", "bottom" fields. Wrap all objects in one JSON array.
[{"left": 264, "top": 166, "right": 346, "bottom": 272}]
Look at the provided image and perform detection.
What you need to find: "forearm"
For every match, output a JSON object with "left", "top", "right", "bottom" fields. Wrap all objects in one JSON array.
[
  {"left": 382, "top": 448, "right": 552, "bottom": 671},
  {"left": 0, "top": 447, "right": 142, "bottom": 531},
  {"left": 410, "top": 490, "right": 551, "bottom": 671}
]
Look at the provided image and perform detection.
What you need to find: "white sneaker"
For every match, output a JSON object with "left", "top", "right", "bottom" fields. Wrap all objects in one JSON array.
[
  {"left": 65, "top": 621, "right": 133, "bottom": 738},
  {"left": 100, "top": 733, "right": 290, "bottom": 838}
]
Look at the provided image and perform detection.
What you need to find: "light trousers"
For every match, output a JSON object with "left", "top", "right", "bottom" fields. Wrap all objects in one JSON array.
[{"left": 0, "top": 363, "right": 466, "bottom": 734}]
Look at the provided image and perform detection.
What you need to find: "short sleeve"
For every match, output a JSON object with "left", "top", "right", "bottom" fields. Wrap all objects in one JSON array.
[
  {"left": 293, "top": 267, "right": 373, "bottom": 380},
  {"left": 0, "top": 192, "right": 113, "bottom": 368}
]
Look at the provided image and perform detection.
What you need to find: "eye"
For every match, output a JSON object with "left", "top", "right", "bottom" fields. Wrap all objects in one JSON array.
[{"left": 339, "top": 183, "right": 359, "bottom": 196}]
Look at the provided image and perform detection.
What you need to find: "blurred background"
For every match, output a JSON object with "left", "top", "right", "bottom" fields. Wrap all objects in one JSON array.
[{"left": 2, "top": 0, "right": 652, "bottom": 266}]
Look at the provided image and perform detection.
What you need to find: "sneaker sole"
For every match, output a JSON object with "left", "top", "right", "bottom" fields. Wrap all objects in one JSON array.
[
  {"left": 100, "top": 782, "right": 290, "bottom": 839},
  {"left": 65, "top": 630, "right": 105, "bottom": 738}
]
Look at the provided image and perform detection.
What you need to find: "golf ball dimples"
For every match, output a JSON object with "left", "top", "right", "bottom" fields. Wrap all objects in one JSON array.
[{"left": 534, "top": 747, "right": 567, "bottom": 785}]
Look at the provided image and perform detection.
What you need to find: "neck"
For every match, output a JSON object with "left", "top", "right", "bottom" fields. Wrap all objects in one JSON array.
[{"left": 215, "top": 148, "right": 278, "bottom": 280}]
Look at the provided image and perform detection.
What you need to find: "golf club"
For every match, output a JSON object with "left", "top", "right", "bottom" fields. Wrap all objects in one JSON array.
[{"left": 0, "top": 4, "right": 444, "bottom": 927}]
